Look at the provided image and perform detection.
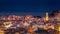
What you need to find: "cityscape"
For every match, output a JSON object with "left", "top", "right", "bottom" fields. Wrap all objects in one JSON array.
[
  {"left": 0, "top": 10, "right": 60, "bottom": 34},
  {"left": 0, "top": 0, "right": 60, "bottom": 34}
]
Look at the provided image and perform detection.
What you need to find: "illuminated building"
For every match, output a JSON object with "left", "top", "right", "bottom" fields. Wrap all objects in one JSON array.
[
  {"left": 0, "top": 28, "right": 4, "bottom": 34},
  {"left": 58, "top": 26, "right": 60, "bottom": 31},
  {"left": 25, "top": 15, "right": 32, "bottom": 21},
  {"left": 45, "top": 12, "right": 49, "bottom": 21},
  {"left": 56, "top": 25, "right": 60, "bottom": 34},
  {"left": 44, "top": 12, "right": 49, "bottom": 21},
  {"left": 3, "top": 21, "right": 12, "bottom": 29},
  {"left": 15, "top": 32, "right": 20, "bottom": 34},
  {"left": 0, "top": 16, "right": 6, "bottom": 20}
]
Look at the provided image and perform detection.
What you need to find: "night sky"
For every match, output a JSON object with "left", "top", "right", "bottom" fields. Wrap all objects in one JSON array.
[{"left": 0, "top": 0, "right": 60, "bottom": 16}]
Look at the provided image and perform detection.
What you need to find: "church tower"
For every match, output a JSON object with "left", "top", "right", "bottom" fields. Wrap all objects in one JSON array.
[{"left": 45, "top": 12, "right": 49, "bottom": 21}]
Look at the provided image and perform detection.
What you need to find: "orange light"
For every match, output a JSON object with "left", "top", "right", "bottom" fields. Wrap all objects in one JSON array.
[{"left": 57, "top": 26, "right": 60, "bottom": 31}]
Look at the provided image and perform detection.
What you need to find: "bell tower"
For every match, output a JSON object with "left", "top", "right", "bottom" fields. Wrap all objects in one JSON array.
[{"left": 44, "top": 12, "right": 49, "bottom": 21}]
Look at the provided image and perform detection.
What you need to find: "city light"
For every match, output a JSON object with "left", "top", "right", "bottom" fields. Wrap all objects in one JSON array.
[
  {"left": 57, "top": 26, "right": 60, "bottom": 31},
  {"left": 0, "top": 11, "right": 60, "bottom": 34},
  {"left": 5, "top": 24, "right": 12, "bottom": 29}
]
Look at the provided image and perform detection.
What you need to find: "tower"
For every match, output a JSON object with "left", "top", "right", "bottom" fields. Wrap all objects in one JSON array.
[{"left": 44, "top": 12, "right": 49, "bottom": 21}]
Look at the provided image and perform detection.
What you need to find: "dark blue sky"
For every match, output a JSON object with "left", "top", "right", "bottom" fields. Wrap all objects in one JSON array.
[{"left": 0, "top": 0, "right": 60, "bottom": 16}]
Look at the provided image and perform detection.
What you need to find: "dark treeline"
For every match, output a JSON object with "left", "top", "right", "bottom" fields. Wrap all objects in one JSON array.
[{"left": 49, "top": 10, "right": 60, "bottom": 17}]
